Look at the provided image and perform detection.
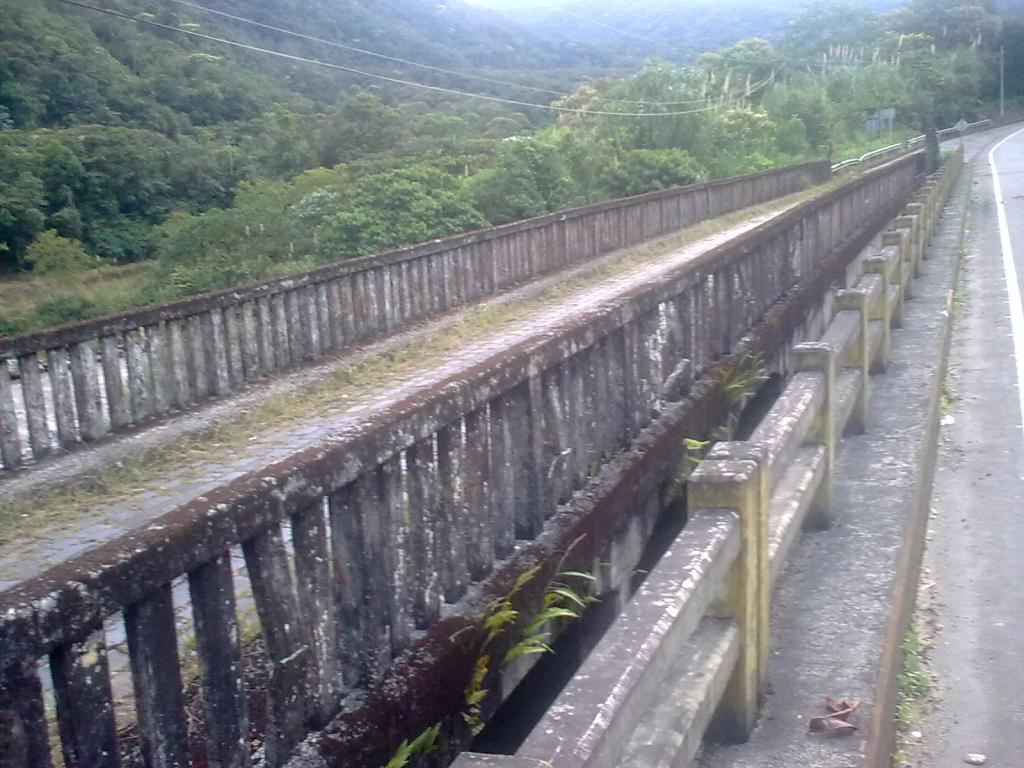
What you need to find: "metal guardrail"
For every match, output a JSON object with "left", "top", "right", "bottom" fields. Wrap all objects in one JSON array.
[{"left": 831, "top": 119, "right": 991, "bottom": 173}]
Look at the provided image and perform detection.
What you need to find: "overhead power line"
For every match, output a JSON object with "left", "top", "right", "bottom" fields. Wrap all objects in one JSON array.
[
  {"left": 162, "top": 0, "right": 715, "bottom": 106},
  {"left": 57, "top": 0, "right": 774, "bottom": 117}
]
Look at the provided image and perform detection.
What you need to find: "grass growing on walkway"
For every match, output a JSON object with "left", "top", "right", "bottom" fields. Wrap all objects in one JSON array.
[{"left": 0, "top": 180, "right": 841, "bottom": 546}]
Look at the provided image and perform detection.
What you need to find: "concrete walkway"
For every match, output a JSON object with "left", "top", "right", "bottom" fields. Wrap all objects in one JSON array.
[
  {"left": 904, "top": 128, "right": 1024, "bottom": 766},
  {"left": 699, "top": 126, "right": 1023, "bottom": 768}
]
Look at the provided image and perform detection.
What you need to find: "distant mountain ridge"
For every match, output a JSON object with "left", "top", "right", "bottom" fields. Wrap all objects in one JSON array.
[{"left": 482, "top": 0, "right": 907, "bottom": 63}]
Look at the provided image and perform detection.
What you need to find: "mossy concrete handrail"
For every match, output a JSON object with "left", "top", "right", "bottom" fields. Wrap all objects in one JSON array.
[
  {"left": 0, "top": 161, "right": 829, "bottom": 473},
  {"left": 0, "top": 153, "right": 923, "bottom": 768},
  {"left": 452, "top": 148, "right": 963, "bottom": 768}
]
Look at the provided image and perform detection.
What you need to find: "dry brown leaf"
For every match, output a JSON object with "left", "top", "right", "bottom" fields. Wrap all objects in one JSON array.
[{"left": 809, "top": 716, "right": 859, "bottom": 736}]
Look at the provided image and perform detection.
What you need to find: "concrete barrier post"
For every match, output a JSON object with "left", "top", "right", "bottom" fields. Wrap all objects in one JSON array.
[
  {"left": 793, "top": 342, "right": 837, "bottom": 528},
  {"left": 883, "top": 229, "right": 912, "bottom": 300},
  {"left": 707, "top": 441, "right": 770, "bottom": 695},
  {"left": 690, "top": 449, "right": 767, "bottom": 741},
  {"left": 894, "top": 214, "right": 921, "bottom": 276},
  {"left": 865, "top": 256, "right": 895, "bottom": 364},
  {"left": 836, "top": 288, "right": 871, "bottom": 433},
  {"left": 906, "top": 203, "right": 927, "bottom": 256}
]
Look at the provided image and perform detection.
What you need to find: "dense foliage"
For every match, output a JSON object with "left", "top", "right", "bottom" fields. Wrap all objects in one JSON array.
[{"left": 0, "top": 0, "right": 1018, "bottom": 335}]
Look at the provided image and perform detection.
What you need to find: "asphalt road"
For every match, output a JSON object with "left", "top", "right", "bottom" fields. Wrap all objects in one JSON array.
[{"left": 911, "top": 126, "right": 1024, "bottom": 766}]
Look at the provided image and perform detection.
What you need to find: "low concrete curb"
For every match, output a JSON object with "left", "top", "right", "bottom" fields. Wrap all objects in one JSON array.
[{"left": 864, "top": 159, "right": 974, "bottom": 767}]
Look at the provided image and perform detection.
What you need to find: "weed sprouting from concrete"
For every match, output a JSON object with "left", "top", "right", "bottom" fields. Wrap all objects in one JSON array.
[
  {"left": 722, "top": 352, "right": 768, "bottom": 405},
  {"left": 896, "top": 621, "right": 934, "bottom": 728},
  {"left": 382, "top": 723, "right": 441, "bottom": 768},
  {"left": 462, "top": 563, "right": 597, "bottom": 737}
]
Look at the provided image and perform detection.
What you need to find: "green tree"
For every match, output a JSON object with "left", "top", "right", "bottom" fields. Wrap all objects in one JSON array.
[
  {"left": 23, "top": 229, "right": 93, "bottom": 274},
  {"left": 316, "top": 165, "right": 486, "bottom": 258},
  {"left": 781, "top": 2, "right": 884, "bottom": 60},
  {"left": 598, "top": 148, "right": 705, "bottom": 197},
  {"left": 462, "top": 135, "right": 581, "bottom": 224}
]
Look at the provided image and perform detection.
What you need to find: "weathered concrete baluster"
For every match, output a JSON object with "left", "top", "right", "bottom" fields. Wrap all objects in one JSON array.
[
  {"left": 690, "top": 448, "right": 767, "bottom": 742},
  {"left": 353, "top": 272, "right": 374, "bottom": 338},
  {"left": 242, "top": 526, "right": 311, "bottom": 767},
  {"left": 541, "top": 367, "right": 572, "bottom": 509},
  {"left": 325, "top": 281, "right": 345, "bottom": 351},
  {"left": 223, "top": 307, "right": 245, "bottom": 389},
  {"left": 239, "top": 301, "right": 261, "bottom": 381},
  {"left": 377, "top": 268, "right": 394, "bottom": 333},
  {"left": 125, "top": 584, "right": 190, "bottom": 768},
  {"left": 337, "top": 276, "right": 357, "bottom": 344},
  {"left": 99, "top": 335, "right": 130, "bottom": 431},
  {"left": 592, "top": 338, "right": 618, "bottom": 454},
  {"left": 580, "top": 347, "right": 601, "bottom": 472},
  {"left": 406, "top": 439, "right": 440, "bottom": 628},
  {"left": 605, "top": 329, "right": 630, "bottom": 446},
  {"left": 291, "top": 504, "right": 341, "bottom": 726},
  {"left": 185, "top": 315, "right": 209, "bottom": 402},
  {"left": 151, "top": 323, "right": 175, "bottom": 415},
  {"left": 487, "top": 398, "right": 517, "bottom": 559},
  {"left": 395, "top": 263, "right": 411, "bottom": 324},
  {"left": 256, "top": 296, "right": 276, "bottom": 373},
  {"left": 284, "top": 290, "right": 305, "bottom": 363},
  {"left": 566, "top": 353, "right": 588, "bottom": 489},
  {"left": 271, "top": 293, "right": 290, "bottom": 368},
  {"left": 50, "top": 630, "right": 121, "bottom": 768},
  {"left": 793, "top": 341, "right": 838, "bottom": 527},
  {"left": 0, "top": 660, "right": 53, "bottom": 768},
  {"left": 302, "top": 285, "right": 321, "bottom": 360},
  {"left": 663, "top": 295, "right": 695, "bottom": 403},
  {"left": 437, "top": 423, "right": 468, "bottom": 602},
  {"left": 206, "top": 310, "right": 231, "bottom": 397},
  {"left": 126, "top": 328, "right": 154, "bottom": 422},
  {"left": 372, "top": 269, "right": 390, "bottom": 334},
  {"left": 464, "top": 409, "right": 493, "bottom": 580},
  {"left": 167, "top": 319, "right": 192, "bottom": 409},
  {"left": 505, "top": 380, "right": 544, "bottom": 540},
  {"left": 622, "top": 320, "right": 646, "bottom": 439},
  {"left": 328, "top": 482, "right": 367, "bottom": 685},
  {"left": 69, "top": 339, "right": 105, "bottom": 441},
  {"left": 18, "top": 352, "right": 50, "bottom": 460},
  {"left": 383, "top": 456, "right": 412, "bottom": 655},
  {"left": 188, "top": 553, "right": 250, "bottom": 768},
  {"left": 349, "top": 465, "right": 396, "bottom": 672},
  {"left": 47, "top": 347, "right": 78, "bottom": 448},
  {"left": 639, "top": 311, "right": 661, "bottom": 423},
  {"left": 315, "top": 283, "right": 332, "bottom": 353},
  {"left": 0, "top": 358, "right": 23, "bottom": 469}
]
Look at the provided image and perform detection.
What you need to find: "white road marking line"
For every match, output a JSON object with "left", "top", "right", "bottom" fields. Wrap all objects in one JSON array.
[{"left": 989, "top": 126, "right": 1024, "bottom": 439}]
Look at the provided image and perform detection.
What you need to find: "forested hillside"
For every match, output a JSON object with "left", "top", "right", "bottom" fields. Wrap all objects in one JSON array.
[
  {"left": 476, "top": 0, "right": 905, "bottom": 63},
  {"left": 0, "top": 0, "right": 602, "bottom": 273},
  {"left": 0, "top": 0, "right": 1017, "bottom": 336}
]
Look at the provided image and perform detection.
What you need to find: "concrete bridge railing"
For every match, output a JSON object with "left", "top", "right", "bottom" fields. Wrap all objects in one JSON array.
[
  {"left": 453, "top": 148, "right": 963, "bottom": 768},
  {"left": 0, "top": 161, "right": 829, "bottom": 473},
  {"left": 0, "top": 154, "right": 920, "bottom": 768}
]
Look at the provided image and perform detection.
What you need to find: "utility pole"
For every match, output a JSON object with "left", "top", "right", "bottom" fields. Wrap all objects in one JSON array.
[{"left": 1001, "top": 45, "right": 1006, "bottom": 119}]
